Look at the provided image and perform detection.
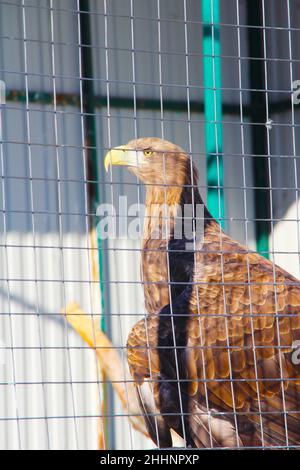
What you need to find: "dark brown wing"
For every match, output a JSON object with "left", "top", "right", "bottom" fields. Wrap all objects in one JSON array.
[
  {"left": 189, "top": 227, "right": 300, "bottom": 397},
  {"left": 127, "top": 314, "right": 240, "bottom": 448},
  {"left": 186, "top": 226, "right": 300, "bottom": 447},
  {"left": 126, "top": 316, "right": 174, "bottom": 447},
  {"left": 127, "top": 312, "right": 244, "bottom": 448}
]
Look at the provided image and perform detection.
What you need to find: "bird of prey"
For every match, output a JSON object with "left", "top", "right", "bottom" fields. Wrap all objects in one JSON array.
[{"left": 104, "top": 137, "right": 300, "bottom": 449}]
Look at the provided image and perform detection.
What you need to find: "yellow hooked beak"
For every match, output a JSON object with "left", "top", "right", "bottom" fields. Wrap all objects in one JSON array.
[{"left": 104, "top": 145, "right": 131, "bottom": 172}]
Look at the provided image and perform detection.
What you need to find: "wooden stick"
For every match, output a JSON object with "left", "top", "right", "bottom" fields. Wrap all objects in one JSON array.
[{"left": 61, "top": 303, "right": 149, "bottom": 438}]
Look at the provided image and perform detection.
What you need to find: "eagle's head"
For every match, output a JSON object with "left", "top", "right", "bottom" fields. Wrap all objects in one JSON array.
[{"left": 104, "top": 137, "right": 197, "bottom": 186}]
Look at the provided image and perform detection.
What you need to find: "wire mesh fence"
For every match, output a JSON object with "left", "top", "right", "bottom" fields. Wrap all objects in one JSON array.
[{"left": 0, "top": 0, "right": 300, "bottom": 450}]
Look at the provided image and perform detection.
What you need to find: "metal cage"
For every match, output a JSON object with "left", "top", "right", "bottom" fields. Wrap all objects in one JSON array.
[{"left": 0, "top": 0, "right": 299, "bottom": 450}]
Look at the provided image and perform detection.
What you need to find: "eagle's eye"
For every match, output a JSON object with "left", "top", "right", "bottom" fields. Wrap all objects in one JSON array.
[{"left": 143, "top": 149, "right": 153, "bottom": 157}]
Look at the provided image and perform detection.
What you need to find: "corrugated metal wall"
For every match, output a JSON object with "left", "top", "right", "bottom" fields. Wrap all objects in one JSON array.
[{"left": 0, "top": 0, "right": 299, "bottom": 449}]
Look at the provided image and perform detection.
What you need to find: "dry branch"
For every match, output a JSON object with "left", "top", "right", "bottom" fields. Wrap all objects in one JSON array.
[{"left": 61, "top": 303, "right": 149, "bottom": 438}]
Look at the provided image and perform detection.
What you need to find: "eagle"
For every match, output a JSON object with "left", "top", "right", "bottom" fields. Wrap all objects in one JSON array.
[{"left": 104, "top": 137, "right": 300, "bottom": 449}]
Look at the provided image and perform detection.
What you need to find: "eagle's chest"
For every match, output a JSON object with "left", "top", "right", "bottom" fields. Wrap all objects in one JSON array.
[
  {"left": 141, "top": 238, "right": 170, "bottom": 314},
  {"left": 141, "top": 235, "right": 194, "bottom": 315}
]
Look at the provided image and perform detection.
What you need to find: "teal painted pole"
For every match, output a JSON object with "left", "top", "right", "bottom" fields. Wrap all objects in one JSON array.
[
  {"left": 202, "top": 0, "right": 224, "bottom": 228},
  {"left": 79, "top": 0, "right": 105, "bottom": 328},
  {"left": 79, "top": 0, "right": 113, "bottom": 448}
]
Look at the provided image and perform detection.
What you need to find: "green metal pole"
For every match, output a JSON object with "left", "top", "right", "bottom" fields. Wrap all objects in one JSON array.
[
  {"left": 79, "top": 0, "right": 112, "bottom": 448},
  {"left": 79, "top": 0, "right": 105, "bottom": 328},
  {"left": 246, "top": 0, "right": 270, "bottom": 258},
  {"left": 202, "top": 0, "right": 224, "bottom": 228}
]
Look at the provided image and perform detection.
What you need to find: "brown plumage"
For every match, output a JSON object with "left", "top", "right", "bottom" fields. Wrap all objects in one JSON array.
[{"left": 104, "top": 137, "right": 300, "bottom": 449}]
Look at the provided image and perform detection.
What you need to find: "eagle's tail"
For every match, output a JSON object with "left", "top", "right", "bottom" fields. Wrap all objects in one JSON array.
[
  {"left": 188, "top": 383, "right": 300, "bottom": 449},
  {"left": 248, "top": 382, "right": 300, "bottom": 449},
  {"left": 188, "top": 399, "right": 243, "bottom": 448}
]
